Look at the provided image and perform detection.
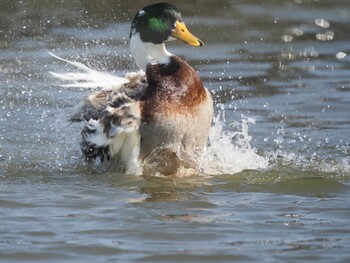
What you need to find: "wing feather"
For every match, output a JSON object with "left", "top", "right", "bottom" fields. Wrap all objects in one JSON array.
[{"left": 50, "top": 53, "right": 144, "bottom": 173}]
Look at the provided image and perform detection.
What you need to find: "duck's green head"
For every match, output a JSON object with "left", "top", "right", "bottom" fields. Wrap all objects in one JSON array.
[{"left": 130, "top": 2, "right": 203, "bottom": 47}]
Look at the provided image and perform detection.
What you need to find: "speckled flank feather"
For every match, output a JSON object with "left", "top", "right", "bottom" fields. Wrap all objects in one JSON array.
[
  {"left": 80, "top": 95, "right": 142, "bottom": 174},
  {"left": 80, "top": 119, "right": 111, "bottom": 162}
]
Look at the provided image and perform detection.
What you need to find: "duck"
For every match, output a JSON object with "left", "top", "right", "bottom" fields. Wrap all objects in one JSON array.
[{"left": 51, "top": 2, "right": 213, "bottom": 176}]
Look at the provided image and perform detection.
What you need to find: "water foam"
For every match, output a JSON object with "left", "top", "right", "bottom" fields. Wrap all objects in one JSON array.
[
  {"left": 266, "top": 148, "right": 350, "bottom": 177},
  {"left": 199, "top": 108, "right": 269, "bottom": 175}
]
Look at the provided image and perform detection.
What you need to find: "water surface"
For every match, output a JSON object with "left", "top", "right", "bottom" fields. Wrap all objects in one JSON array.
[{"left": 1, "top": 0, "right": 350, "bottom": 262}]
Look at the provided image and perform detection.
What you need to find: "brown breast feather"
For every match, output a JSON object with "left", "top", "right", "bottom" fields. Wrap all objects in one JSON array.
[{"left": 141, "top": 56, "right": 207, "bottom": 122}]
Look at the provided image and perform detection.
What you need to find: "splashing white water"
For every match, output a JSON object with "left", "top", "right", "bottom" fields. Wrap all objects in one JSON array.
[
  {"left": 265, "top": 148, "right": 350, "bottom": 177},
  {"left": 199, "top": 110, "right": 269, "bottom": 175}
]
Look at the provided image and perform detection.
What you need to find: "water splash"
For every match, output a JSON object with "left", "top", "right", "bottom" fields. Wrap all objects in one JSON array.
[
  {"left": 266, "top": 148, "right": 350, "bottom": 178},
  {"left": 199, "top": 109, "right": 269, "bottom": 175}
]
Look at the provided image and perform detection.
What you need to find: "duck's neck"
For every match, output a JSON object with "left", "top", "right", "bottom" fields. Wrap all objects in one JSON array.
[{"left": 130, "top": 33, "right": 172, "bottom": 71}]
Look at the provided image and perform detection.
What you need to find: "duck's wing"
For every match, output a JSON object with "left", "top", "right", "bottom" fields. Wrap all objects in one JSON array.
[
  {"left": 69, "top": 71, "right": 147, "bottom": 122},
  {"left": 80, "top": 93, "right": 142, "bottom": 173},
  {"left": 50, "top": 54, "right": 145, "bottom": 173},
  {"left": 49, "top": 52, "right": 147, "bottom": 122},
  {"left": 48, "top": 52, "right": 130, "bottom": 90}
]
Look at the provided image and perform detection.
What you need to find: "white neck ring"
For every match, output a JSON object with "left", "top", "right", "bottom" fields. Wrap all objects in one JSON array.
[{"left": 130, "top": 33, "right": 172, "bottom": 71}]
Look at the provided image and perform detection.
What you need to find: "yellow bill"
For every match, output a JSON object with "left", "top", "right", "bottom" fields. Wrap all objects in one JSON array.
[{"left": 171, "top": 20, "right": 204, "bottom": 47}]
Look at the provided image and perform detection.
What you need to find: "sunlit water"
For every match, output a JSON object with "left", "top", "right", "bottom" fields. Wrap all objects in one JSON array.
[{"left": 1, "top": 1, "right": 350, "bottom": 262}]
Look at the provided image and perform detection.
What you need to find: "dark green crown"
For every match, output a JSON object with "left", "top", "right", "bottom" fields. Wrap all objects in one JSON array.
[{"left": 130, "top": 2, "right": 182, "bottom": 44}]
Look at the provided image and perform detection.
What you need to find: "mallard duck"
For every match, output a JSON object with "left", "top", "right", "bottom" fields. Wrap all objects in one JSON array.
[{"left": 51, "top": 2, "right": 213, "bottom": 175}]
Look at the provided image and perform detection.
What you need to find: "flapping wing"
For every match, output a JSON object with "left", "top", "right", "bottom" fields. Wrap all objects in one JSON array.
[
  {"left": 49, "top": 52, "right": 147, "bottom": 122},
  {"left": 50, "top": 53, "right": 144, "bottom": 173},
  {"left": 69, "top": 71, "right": 147, "bottom": 122}
]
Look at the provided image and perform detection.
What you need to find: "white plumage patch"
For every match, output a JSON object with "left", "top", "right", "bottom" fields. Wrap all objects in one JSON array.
[
  {"left": 84, "top": 119, "right": 109, "bottom": 147},
  {"left": 107, "top": 101, "right": 141, "bottom": 174},
  {"left": 130, "top": 33, "right": 172, "bottom": 71},
  {"left": 109, "top": 124, "right": 141, "bottom": 175},
  {"left": 138, "top": 10, "right": 146, "bottom": 17}
]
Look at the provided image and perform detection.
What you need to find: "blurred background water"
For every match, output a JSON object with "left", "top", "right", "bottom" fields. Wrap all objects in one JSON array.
[{"left": 1, "top": 0, "right": 350, "bottom": 262}]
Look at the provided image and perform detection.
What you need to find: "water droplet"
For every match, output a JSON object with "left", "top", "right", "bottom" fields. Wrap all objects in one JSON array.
[
  {"left": 282, "top": 35, "right": 293, "bottom": 42},
  {"left": 336, "top": 52, "right": 346, "bottom": 59},
  {"left": 316, "top": 31, "right": 334, "bottom": 41},
  {"left": 274, "top": 136, "right": 284, "bottom": 145},
  {"left": 315, "top": 19, "right": 330, "bottom": 29},
  {"left": 292, "top": 28, "right": 304, "bottom": 36}
]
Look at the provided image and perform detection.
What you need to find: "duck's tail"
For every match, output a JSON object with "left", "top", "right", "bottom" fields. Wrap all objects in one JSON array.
[{"left": 48, "top": 51, "right": 129, "bottom": 90}]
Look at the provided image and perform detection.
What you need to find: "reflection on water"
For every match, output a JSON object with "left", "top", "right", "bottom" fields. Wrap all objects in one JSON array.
[{"left": 1, "top": 0, "right": 350, "bottom": 262}]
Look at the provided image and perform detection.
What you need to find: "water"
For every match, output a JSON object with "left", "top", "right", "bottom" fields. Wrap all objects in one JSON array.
[{"left": 1, "top": 0, "right": 350, "bottom": 262}]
